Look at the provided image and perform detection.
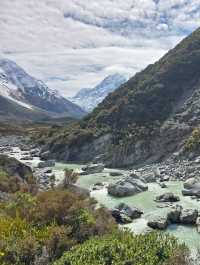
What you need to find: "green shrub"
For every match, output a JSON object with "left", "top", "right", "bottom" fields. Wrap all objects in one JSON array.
[
  {"left": 184, "top": 128, "right": 200, "bottom": 152},
  {"left": 54, "top": 231, "right": 189, "bottom": 265},
  {"left": 0, "top": 216, "right": 75, "bottom": 265},
  {"left": 0, "top": 190, "right": 116, "bottom": 264}
]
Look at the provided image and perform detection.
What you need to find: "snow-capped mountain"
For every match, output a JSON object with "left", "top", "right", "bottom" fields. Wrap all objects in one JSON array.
[
  {"left": 69, "top": 74, "right": 127, "bottom": 112},
  {"left": 0, "top": 58, "right": 86, "bottom": 120}
]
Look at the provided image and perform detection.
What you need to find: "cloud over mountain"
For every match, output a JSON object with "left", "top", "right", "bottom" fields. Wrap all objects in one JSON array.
[{"left": 0, "top": 0, "right": 199, "bottom": 96}]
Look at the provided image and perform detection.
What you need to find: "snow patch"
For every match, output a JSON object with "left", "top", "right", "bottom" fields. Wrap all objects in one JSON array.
[{"left": 0, "top": 82, "right": 33, "bottom": 110}]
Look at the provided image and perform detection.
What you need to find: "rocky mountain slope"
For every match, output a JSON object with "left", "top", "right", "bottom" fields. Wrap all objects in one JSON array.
[
  {"left": 43, "top": 27, "right": 200, "bottom": 167},
  {"left": 0, "top": 59, "right": 86, "bottom": 120},
  {"left": 69, "top": 74, "right": 127, "bottom": 112}
]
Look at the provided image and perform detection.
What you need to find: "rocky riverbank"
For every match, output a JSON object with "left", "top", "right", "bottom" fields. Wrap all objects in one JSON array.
[
  {"left": 0, "top": 135, "right": 60, "bottom": 192},
  {"left": 2, "top": 135, "right": 200, "bottom": 249}
]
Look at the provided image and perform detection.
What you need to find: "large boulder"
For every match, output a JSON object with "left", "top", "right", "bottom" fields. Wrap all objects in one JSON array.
[
  {"left": 81, "top": 163, "right": 104, "bottom": 175},
  {"left": 167, "top": 205, "right": 182, "bottom": 223},
  {"left": 0, "top": 155, "right": 37, "bottom": 194},
  {"left": 183, "top": 178, "right": 198, "bottom": 189},
  {"left": 179, "top": 209, "right": 198, "bottom": 224},
  {"left": 182, "top": 189, "right": 200, "bottom": 197},
  {"left": 108, "top": 177, "right": 148, "bottom": 197},
  {"left": 182, "top": 178, "right": 200, "bottom": 198},
  {"left": 155, "top": 192, "right": 180, "bottom": 203},
  {"left": 147, "top": 215, "right": 169, "bottom": 230},
  {"left": 0, "top": 155, "right": 32, "bottom": 179},
  {"left": 111, "top": 209, "right": 132, "bottom": 224},
  {"left": 116, "top": 203, "right": 143, "bottom": 219},
  {"left": 111, "top": 203, "right": 143, "bottom": 224}
]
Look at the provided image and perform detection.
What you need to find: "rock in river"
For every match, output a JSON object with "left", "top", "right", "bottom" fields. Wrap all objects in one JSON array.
[
  {"left": 155, "top": 192, "right": 180, "bottom": 203},
  {"left": 108, "top": 177, "right": 148, "bottom": 197},
  {"left": 182, "top": 178, "right": 200, "bottom": 198},
  {"left": 184, "top": 178, "right": 198, "bottom": 189},
  {"left": 147, "top": 215, "right": 169, "bottom": 230},
  {"left": 179, "top": 209, "right": 198, "bottom": 224},
  {"left": 116, "top": 203, "right": 143, "bottom": 219},
  {"left": 111, "top": 203, "right": 143, "bottom": 224},
  {"left": 182, "top": 189, "right": 200, "bottom": 197},
  {"left": 38, "top": 160, "right": 55, "bottom": 168},
  {"left": 111, "top": 209, "right": 132, "bottom": 224},
  {"left": 167, "top": 205, "right": 182, "bottom": 223},
  {"left": 81, "top": 163, "right": 104, "bottom": 175}
]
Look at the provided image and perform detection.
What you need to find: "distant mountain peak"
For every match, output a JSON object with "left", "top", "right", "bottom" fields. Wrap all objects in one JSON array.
[
  {"left": 69, "top": 73, "right": 127, "bottom": 112},
  {"left": 0, "top": 58, "right": 86, "bottom": 120}
]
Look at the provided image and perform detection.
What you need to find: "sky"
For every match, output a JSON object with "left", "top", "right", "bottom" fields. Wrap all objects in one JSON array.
[{"left": 0, "top": 0, "right": 200, "bottom": 97}]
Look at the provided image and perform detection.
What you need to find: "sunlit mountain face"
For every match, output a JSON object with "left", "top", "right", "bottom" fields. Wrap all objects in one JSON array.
[{"left": 0, "top": 0, "right": 199, "bottom": 97}]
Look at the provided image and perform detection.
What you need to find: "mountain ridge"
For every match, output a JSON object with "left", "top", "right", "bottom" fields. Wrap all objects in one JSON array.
[
  {"left": 42, "top": 27, "right": 200, "bottom": 167},
  {"left": 0, "top": 58, "right": 86, "bottom": 121},
  {"left": 69, "top": 74, "right": 127, "bottom": 112}
]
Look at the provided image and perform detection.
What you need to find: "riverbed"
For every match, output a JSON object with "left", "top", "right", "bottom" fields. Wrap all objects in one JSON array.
[
  {"left": 76, "top": 167, "right": 200, "bottom": 250},
  {"left": 6, "top": 147, "right": 200, "bottom": 250}
]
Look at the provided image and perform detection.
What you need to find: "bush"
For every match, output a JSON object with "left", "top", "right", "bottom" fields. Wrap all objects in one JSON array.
[
  {"left": 0, "top": 216, "right": 75, "bottom": 265},
  {"left": 0, "top": 190, "right": 116, "bottom": 264},
  {"left": 62, "top": 169, "right": 79, "bottom": 188},
  {"left": 30, "top": 190, "right": 116, "bottom": 242},
  {"left": 54, "top": 231, "right": 189, "bottom": 265},
  {"left": 185, "top": 128, "right": 200, "bottom": 152}
]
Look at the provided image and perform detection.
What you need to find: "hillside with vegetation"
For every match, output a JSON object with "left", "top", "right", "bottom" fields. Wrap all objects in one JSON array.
[
  {"left": 0, "top": 156, "right": 189, "bottom": 265},
  {"left": 43, "top": 27, "right": 200, "bottom": 167}
]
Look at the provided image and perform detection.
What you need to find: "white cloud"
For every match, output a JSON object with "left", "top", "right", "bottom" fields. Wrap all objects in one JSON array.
[
  {"left": 6, "top": 47, "right": 166, "bottom": 97},
  {"left": 0, "top": 0, "right": 199, "bottom": 96}
]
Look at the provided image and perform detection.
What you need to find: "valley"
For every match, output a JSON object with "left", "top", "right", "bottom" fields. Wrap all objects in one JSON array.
[
  {"left": 1, "top": 14, "right": 200, "bottom": 265},
  {"left": 1, "top": 134, "right": 200, "bottom": 252}
]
